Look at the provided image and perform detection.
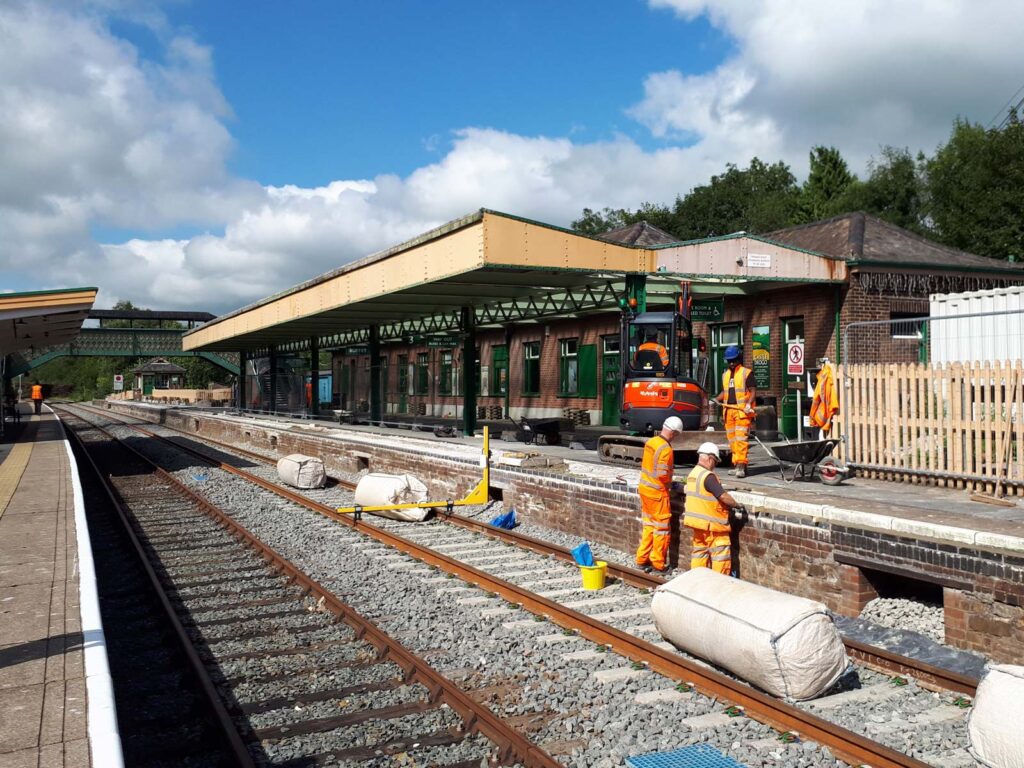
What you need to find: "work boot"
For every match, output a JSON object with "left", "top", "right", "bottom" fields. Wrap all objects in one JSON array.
[
  {"left": 736, "top": 464, "right": 747, "bottom": 478},
  {"left": 640, "top": 564, "right": 652, "bottom": 574},
  {"left": 654, "top": 566, "right": 673, "bottom": 576}
]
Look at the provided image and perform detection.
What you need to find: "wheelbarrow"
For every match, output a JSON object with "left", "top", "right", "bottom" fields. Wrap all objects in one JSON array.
[
  {"left": 752, "top": 434, "right": 849, "bottom": 486},
  {"left": 513, "top": 417, "right": 564, "bottom": 446}
]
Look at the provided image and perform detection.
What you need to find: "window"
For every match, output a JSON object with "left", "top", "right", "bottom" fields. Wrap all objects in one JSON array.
[
  {"left": 416, "top": 352, "right": 429, "bottom": 395},
  {"left": 559, "top": 338, "right": 579, "bottom": 394},
  {"left": 492, "top": 346, "right": 508, "bottom": 396},
  {"left": 890, "top": 312, "right": 926, "bottom": 339},
  {"left": 523, "top": 341, "right": 541, "bottom": 395},
  {"left": 439, "top": 350, "right": 453, "bottom": 394},
  {"left": 711, "top": 323, "right": 743, "bottom": 388},
  {"left": 397, "top": 355, "right": 408, "bottom": 394}
]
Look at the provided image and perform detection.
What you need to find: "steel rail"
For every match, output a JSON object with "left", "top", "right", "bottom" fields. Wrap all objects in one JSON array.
[
  {"left": 76, "top": 404, "right": 981, "bottom": 697},
  {"left": 70, "top": 404, "right": 940, "bottom": 768},
  {"left": 58, "top": 411, "right": 258, "bottom": 768},
  {"left": 57, "top": 405, "right": 561, "bottom": 768}
]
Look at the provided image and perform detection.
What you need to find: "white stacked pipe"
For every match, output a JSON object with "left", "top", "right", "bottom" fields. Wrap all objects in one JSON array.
[
  {"left": 652, "top": 568, "right": 849, "bottom": 700},
  {"left": 354, "top": 473, "right": 431, "bottom": 522},
  {"left": 968, "top": 664, "right": 1024, "bottom": 768}
]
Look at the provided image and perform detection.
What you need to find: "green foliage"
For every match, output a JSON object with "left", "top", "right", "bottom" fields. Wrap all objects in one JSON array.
[
  {"left": 925, "top": 115, "right": 1024, "bottom": 259},
  {"left": 798, "top": 146, "right": 855, "bottom": 222},
  {"left": 837, "top": 146, "right": 927, "bottom": 233},
  {"left": 571, "top": 207, "right": 629, "bottom": 236}
]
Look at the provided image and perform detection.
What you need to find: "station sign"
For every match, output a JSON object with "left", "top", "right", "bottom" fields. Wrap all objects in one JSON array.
[
  {"left": 112, "top": 374, "right": 124, "bottom": 391},
  {"left": 344, "top": 345, "right": 369, "bottom": 356},
  {"left": 426, "top": 335, "right": 460, "bottom": 348},
  {"left": 787, "top": 341, "right": 805, "bottom": 376},
  {"left": 690, "top": 300, "right": 724, "bottom": 322}
]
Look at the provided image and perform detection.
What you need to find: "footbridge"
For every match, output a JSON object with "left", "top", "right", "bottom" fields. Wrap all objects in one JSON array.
[{"left": 7, "top": 309, "right": 239, "bottom": 377}]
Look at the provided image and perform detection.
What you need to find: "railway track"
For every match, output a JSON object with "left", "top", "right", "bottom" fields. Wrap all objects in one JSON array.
[
  {"left": 59, "top": 407, "right": 560, "bottom": 767},
  {"left": 64, "top": 403, "right": 981, "bottom": 767}
]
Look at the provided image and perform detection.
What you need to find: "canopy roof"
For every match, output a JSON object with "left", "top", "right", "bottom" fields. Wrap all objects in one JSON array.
[
  {"left": 183, "top": 209, "right": 846, "bottom": 354},
  {"left": 0, "top": 287, "right": 98, "bottom": 357}
]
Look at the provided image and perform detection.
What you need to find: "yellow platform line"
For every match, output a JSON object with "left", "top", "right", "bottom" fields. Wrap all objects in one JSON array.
[{"left": 0, "top": 443, "right": 33, "bottom": 519}]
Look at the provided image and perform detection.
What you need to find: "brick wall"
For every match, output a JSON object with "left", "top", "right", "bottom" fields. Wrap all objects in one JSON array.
[{"left": 107, "top": 401, "right": 1024, "bottom": 664}]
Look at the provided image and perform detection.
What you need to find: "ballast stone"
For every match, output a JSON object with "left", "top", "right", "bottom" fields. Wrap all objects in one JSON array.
[
  {"left": 968, "top": 664, "right": 1024, "bottom": 768},
  {"left": 276, "top": 454, "right": 326, "bottom": 489},
  {"left": 353, "top": 473, "right": 431, "bottom": 521},
  {"left": 651, "top": 568, "right": 848, "bottom": 700}
]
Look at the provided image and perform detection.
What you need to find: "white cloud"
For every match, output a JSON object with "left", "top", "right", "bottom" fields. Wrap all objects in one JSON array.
[{"left": 3, "top": 0, "right": 1024, "bottom": 316}]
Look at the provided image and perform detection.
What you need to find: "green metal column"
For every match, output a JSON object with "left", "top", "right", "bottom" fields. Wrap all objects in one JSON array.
[
  {"left": 369, "top": 326, "right": 381, "bottom": 424},
  {"left": 269, "top": 347, "right": 277, "bottom": 412},
  {"left": 625, "top": 274, "right": 647, "bottom": 312},
  {"left": 309, "top": 336, "right": 320, "bottom": 416},
  {"left": 461, "top": 306, "right": 477, "bottom": 436},
  {"left": 239, "top": 350, "right": 248, "bottom": 409}
]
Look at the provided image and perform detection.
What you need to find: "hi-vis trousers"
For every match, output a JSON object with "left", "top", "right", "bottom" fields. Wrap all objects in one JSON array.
[
  {"left": 635, "top": 494, "right": 670, "bottom": 570},
  {"left": 689, "top": 528, "right": 731, "bottom": 575},
  {"left": 725, "top": 409, "right": 753, "bottom": 465}
]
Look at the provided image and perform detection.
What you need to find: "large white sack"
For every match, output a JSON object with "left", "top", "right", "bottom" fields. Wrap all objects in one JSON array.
[
  {"left": 276, "top": 454, "right": 326, "bottom": 489},
  {"left": 353, "top": 473, "right": 431, "bottom": 522},
  {"left": 652, "top": 568, "right": 848, "bottom": 700},
  {"left": 968, "top": 664, "right": 1024, "bottom": 768}
]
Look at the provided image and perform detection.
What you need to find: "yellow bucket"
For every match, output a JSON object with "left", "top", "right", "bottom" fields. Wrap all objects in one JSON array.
[{"left": 580, "top": 560, "right": 608, "bottom": 590}]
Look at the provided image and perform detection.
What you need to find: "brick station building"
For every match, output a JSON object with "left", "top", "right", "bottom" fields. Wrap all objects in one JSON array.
[{"left": 328, "top": 211, "right": 1024, "bottom": 429}]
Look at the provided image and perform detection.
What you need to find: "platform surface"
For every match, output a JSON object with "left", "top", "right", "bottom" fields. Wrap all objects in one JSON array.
[{"left": 0, "top": 408, "right": 90, "bottom": 768}]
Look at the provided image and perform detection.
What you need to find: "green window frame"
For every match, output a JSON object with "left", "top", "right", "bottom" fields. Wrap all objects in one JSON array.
[
  {"left": 416, "top": 352, "right": 429, "bottom": 395},
  {"left": 559, "top": 338, "right": 579, "bottom": 395},
  {"left": 439, "top": 350, "right": 453, "bottom": 394},
  {"left": 523, "top": 341, "right": 541, "bottom": 395},
  {"left": 492, "top": 345, "right": 508, "bottom": 396},
  {"left": 578, "top": 343, "right": 597, "bottom": 398},
  {"left": 396, "top": 355, "right": 408, "bottom": 394}
]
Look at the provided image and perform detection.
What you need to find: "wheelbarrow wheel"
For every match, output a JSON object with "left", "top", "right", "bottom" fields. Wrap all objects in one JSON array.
[{"left": 819, "top": 457, "right": 844, "bottom": 486}]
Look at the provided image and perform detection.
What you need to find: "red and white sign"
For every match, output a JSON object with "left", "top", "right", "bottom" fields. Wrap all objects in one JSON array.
[
  {"left": 113, "top": 374, "right": 124, "bottom": 391},
  {"left": 786, "top": 342, "right": 804, "bottom": 376}
]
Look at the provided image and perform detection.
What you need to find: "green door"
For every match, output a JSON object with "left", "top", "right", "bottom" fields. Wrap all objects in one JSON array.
[
  {"left": 601, "top": 335, "right": 620, "bottom": 427},
  {"left": 397, "top": 355, "right": 408, "bottom": 414},
  {"left": 492, "top": 346, "right": 508, "bottom": 417},
  {"left": 143, "top": 377, "right": 154, "bottom": 396}
]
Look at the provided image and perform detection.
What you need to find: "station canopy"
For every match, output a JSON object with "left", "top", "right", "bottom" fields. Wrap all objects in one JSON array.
[
  {"left": 183, "top": 209, "right": 846, "bottom": 355},
  {"left": 0, "top": 287, "right": 98, "bottom": 357}
]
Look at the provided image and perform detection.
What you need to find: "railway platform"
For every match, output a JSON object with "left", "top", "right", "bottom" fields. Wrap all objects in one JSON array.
[{"left": 0, "top": 406, "right": 120, "bottom": 768}]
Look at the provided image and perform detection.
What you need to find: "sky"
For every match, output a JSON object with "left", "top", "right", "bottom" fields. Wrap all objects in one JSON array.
[{"left": 2, "top": 0, "right": 1024, "bottom": 314}]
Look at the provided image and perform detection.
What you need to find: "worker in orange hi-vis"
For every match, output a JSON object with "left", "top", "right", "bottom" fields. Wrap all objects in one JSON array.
[
  {"left": 635, "top": 416, "right": 684, "bottom": 575},
  {"left": 715, "top": 345, "right": 756, "bottom": 478},
  {"left": 30, "top": 381, "right": 44, "bottom": 415},
  {"left": 810, "top": 363, "right": 840, "bottom": 437},
  {"left": 683, "top": 442, "right": 747, "bottom": 576},
  {"left": 636, "top": 327, "right": 670, "bottom": 370}
]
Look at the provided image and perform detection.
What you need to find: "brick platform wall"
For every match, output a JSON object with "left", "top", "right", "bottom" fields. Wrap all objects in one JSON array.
[{"left": 107, "top": 402, "right": 1024, "bottom": 664}]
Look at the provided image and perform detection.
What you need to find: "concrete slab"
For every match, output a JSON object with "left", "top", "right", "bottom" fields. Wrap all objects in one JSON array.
[
  {"left": 681, "top": 711, "right": 737, "bottom": 729},
  {"left": 593, "top": 667, "right": 645, "bottom": 684},
  {"left": 0, "top": 684, "right": 44, "bottom": 752},
  {"left": 634, "top": 688, "right": 692, "bottom": 705}
]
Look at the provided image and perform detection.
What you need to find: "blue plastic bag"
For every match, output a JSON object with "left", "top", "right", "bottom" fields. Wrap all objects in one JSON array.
[
  {"left": 489, "top": 508, "right": 518, "bottom": 530},
  {"left": 571, "top": 541, "right": 595, "bottom": 567}
]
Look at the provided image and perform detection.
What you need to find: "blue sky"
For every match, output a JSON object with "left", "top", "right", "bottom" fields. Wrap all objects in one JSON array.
[
  {"left": 2, "top": 0, "right": 1023, "bottom": 311},
  {"left": 121, "top": 1, "right": 730, "bottom": 186}
]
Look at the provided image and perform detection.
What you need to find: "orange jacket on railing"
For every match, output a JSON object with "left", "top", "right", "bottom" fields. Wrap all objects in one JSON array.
[{"left": 810, "top": 364, "right": 839, "bottom": 433}]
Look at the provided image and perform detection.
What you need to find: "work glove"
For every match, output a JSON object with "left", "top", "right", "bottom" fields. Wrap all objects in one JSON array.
[
  {"left": 744, "top": 405, "right": 754, "bottom": 415},
  {"left": 670, "top": 480, "right": 683, "bottom": 493},
  {"left": 731, "top": 505, "right": 747, "bottom": 521}
]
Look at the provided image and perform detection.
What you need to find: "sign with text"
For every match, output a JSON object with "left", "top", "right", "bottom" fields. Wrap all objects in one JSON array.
[
  {"left": 112, "top": 374, "right": 124, "bottom": 391},
  {"left": 747, "top": 253, "right": 772, "bottom": 268},
  {"left": 426, "top": 335, "right": 461, "bottom": 348},
  {"left": 344, "top": 345, "right": 369, "bottom": 356},
  {"left": 787, "top": 341, "right": 805, "bottom": 376},
  {"left": 690, "top": 299, "right": 724, "bottom": 322},
  {"left": 752, "top": 326, "right": 771, "bottom": 388}
]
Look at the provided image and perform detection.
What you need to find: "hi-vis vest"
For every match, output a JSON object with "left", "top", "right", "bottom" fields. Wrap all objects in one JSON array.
[
  {"left": 30, "top": 385, "right": 43, "bottom": 400},
  {"left": 722, "top": 365, "right": 753, "bottom": 408},
  {"left": 638, "top": 342, "right": 669, "bottom": 367},
  {"left": 639, "top": 435, "right": 673, "bottom": 499},
  {"left": 683, "top": 465, "right": 729, "bottom": 532}
]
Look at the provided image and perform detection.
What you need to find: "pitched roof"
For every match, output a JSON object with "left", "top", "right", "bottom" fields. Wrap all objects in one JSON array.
[
  {"left": 599, "top": 220, "right": 678, "bottom": 247},
  {"left": 133, "top": 357, "right": 186, "bottom": 374},
  {"left": 765, "top": 212, "right": 1024, "bottom": 272}
]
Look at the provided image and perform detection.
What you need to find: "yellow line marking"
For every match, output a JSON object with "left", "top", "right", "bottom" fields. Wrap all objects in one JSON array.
[{"left": 0, "top": 443, "right": 33, "bottom": 519}]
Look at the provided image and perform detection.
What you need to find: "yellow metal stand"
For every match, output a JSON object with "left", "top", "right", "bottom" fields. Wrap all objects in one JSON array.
[{"left": 337, "top": 426, "right": 490, "bottom": 518}]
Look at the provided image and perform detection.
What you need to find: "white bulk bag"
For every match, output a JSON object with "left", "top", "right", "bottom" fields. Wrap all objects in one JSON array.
[
  {"left": 652, "top": 568, "right": 848, "bottom": 700},
  {"left": 276, "top": 454, "right": 326, "bottom": 489},
  {"left": 353, "top": 473, "right": 431, "bottom": 522},
  {"left": 968, "top": 664, "right": 1024, "bottom": 768}
]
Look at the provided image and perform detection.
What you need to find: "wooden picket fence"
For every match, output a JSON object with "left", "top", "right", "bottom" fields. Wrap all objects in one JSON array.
[{"left": 835, "top": 361, "right": 1023, "bottom": 495}]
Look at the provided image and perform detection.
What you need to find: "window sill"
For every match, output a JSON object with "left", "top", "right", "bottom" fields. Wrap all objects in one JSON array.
[
  {"left": 521, "top": 392, "right": 541, "bottom": 398},
  {"left": 556, "top": 393, "right": 595, "bottom": 399}
]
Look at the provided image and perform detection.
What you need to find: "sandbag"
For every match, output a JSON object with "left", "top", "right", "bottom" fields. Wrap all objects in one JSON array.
[
  {"left": 276, "top": 454, "right": 326, "bottom": 489},
  {"left": 353, "top": 473, "right": 431, "bottom": 522},
  {"left": 968, "top": 664, "right": 1024, "bottom": 768},
  {"left": 652, "top": 568, "right": 848, "bottom": 700}
]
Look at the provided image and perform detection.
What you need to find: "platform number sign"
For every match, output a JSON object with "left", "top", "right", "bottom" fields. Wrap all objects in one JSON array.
[
  {"left": 113, "top": 374, "right": 124, "bottom": 391},
  {"left": 786, "top": 341, "right": 804, "bottom": 376}
]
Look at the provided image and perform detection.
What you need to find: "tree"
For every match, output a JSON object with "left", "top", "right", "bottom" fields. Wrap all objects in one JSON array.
[
  {"left": 925, "top": 116, "right": 1024, "bottom": 259},
  {"left": 836, "top": 146, "right": 927, "bottom": 234},
  {"left": 571, "top": 207, "right": 630, "bottom": 236},
  {"left": 671, "top": 158, "right": 800, "bottom": 239},
  {"left": 798, "top": 146, "right": 855, "bottom": 222}
]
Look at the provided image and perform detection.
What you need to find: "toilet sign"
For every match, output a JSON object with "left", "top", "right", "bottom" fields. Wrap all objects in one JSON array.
[
  {"left": 113, "top": 374, "right": 124, "bottom": 391},
  {"left": 786, "top": 342, "right": 804, "bottom": 376}
]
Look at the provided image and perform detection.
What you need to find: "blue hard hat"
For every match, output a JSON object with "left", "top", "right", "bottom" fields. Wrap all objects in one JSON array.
[{"left": 724, "top": 344, "right": 741, "bottom": 361}]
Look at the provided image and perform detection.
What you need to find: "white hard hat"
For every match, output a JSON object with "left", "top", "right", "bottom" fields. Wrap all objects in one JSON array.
[
  {"left": 663, "top": 416, "right": 684, "bottom": 433},
  {"left": 697, "top": 442, "right": 721, "bottom": 460}
]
